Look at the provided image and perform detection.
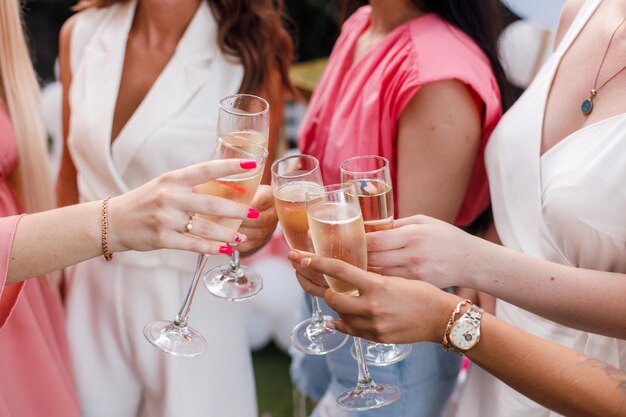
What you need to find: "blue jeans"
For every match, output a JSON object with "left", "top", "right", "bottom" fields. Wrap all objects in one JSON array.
[{"left": 290, "top": 297, "right": 461, "bottom": 417}]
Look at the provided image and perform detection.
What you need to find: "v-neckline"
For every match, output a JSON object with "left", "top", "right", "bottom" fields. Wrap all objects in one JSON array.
[
  {"left": 343, "top": 9, "right": 431, "bottom": 80},
  {"left": 109, "top": 1, "right": 200, "bottom": 146},
  {"left": 108, "top": 0, "right": 137, "bottom": 145},
  {"left": 538, "top": 0, "right": 605, "bottom": 158}
]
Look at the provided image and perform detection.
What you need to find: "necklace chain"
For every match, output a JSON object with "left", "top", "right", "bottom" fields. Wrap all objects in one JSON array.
[{"left": 581, "top": 15, "right": 626, "bottom": 115}]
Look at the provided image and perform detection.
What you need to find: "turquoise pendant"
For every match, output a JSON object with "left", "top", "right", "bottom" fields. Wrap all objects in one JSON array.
[{"left": 581, "top": 98, "right": 593, "bottom": 115}]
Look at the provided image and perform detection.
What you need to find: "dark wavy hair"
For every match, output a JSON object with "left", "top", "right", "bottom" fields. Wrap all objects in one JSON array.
[
  {"left": 75, "top": 0, "right": 294, "bottom": 95},
  {"left": 342, "top": 0, "right": 512, "bottom": 110}
]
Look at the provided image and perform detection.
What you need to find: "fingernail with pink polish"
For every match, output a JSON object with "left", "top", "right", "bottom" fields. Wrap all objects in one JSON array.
[
  {"left": 287, "top": 250, "right": 299, "bottom": 261},
  {"left": 240, "top": 160, "right": 257, "bottom": 170},
  {"left": 247, "top": 208, "right": 260, "bottom": 219},
  {"left": 219, "top": 246, "right": 234, "bottom": 255},
  {"left": 327, "top": 323, "right": 337, "bottom": 331}
]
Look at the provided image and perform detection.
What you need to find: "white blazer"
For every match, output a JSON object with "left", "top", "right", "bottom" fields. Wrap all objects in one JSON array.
[
  {"left": 68, "top": 0, "right": 244, "bottom": 273},
  {"left": 64, "top": 2, "right": 257, "bottom": 417}
]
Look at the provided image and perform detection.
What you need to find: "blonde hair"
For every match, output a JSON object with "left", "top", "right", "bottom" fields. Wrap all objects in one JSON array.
[{"left": 0, "top": 0, "right": 54, "bottom": 214}]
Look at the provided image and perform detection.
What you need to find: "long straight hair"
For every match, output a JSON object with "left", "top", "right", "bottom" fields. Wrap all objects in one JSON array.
[
  {"left": 0, "top": 0, "right": 54, "bottom": 214},
  {"left": 75, "top": 0, "right": 295, "bottom": 95}
]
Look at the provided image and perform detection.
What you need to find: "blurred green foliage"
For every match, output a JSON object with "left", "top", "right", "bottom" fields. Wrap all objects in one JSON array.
[{"left": 285, "top": 0, "right": 341, "bottom": 61}]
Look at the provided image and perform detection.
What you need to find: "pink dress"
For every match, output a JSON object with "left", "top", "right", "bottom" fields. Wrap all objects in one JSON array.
[
  {"left": 299, "top": 6, "right": 502, "bottom": 226},
  {"left": 0, "top": 106, "right": 80, "bottom": 417},
  {"left": 294, "top": 9, "right": 503, "bottom": 416}
]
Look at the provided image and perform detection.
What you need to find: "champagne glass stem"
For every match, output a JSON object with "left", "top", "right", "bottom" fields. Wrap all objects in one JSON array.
[
  {"left": 229, "top": 243, "right": 240, "bottom": 270},
  {"left": 311, "top": 296, "right": 325, "bottom": 323},
  {"left": 353, "top": 337, "right": 377, "bottom": 390},
  {"left": 175, "top": 254, "right": 209, "bottom": 328},
  {"left": 227, "top": 243, "right": 247, "bottom": 284}
]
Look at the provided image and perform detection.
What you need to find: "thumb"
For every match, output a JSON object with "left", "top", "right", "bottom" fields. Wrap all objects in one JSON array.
[{"left": 300, "top": 255, "right": 372, "bottom": 294}]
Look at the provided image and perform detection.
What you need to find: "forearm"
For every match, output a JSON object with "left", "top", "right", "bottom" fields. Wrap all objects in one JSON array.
[
  {"left": 468, "top": 314, "right": 626, "bottom": 417},
  {"left": 7, "top": 201, "right": 103, "bottom": 283},
  {"left": 469, "top": 240, "right": 626, "bottom": 339}
]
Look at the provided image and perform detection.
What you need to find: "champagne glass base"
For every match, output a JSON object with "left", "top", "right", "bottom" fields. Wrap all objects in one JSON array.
[
  {"left": 143, "top": 320, "right": 207, "bottom": 358},
  {"left": 292, "top": 317, "right": 350, "bottom": 355},
  {"left": 203, "top": 265, "right": 263, "bottom": 301},
  {"left": 336, "top": 383, "right": 401, "bottom": 411},
  {"left": 350, "top": 342, "right": 413, "bottom": 366}
]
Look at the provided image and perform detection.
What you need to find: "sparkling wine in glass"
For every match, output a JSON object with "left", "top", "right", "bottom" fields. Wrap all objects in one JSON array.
[
  {"left": 306, "top": 184, "right": 400, "bottom": 411},
  {"left": 340, "top": 155, "right": 413, "bottom": 366},
  {"left": 143, "top": 135, "right": 267, "bottom": 357},
  {"left": 204, "top": 94, "right": 270, "bottom": 301},
  {"left": 271, "top": 154, "right": 349, "bottom": 355}
]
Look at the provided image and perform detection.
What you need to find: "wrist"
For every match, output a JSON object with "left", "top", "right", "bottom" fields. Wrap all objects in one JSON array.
[
  {"left": 105, "top": 196, "right": 125, "bottom": 253},
  {"left": 462, "top": 234, "right": 491, "bottom": 290},
  {"left": 431, "top": 291, "right": 462, "bottom": 343},
  {"left": 442, "top": 299, "right": 484, "bottom": 353}
]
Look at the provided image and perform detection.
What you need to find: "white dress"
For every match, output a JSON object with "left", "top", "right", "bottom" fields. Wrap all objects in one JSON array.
[
  {"left": 64, "top": 2, "right": 257, "bottom": 417},
  {"left": 457, "top": 1, "right": 626, "bottom": 416}
]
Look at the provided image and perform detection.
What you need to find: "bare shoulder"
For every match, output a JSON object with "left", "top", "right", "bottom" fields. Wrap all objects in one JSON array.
[
  {"left": 58, "top": 14, "right": 81, "bottom": 73},
  {"left": 59, "top": 14, "right": 79, "bottom": 49},
  {"left": 554, "top": 0, "right": 587, "bottom": 48},
  {"left": 59, "top": 14, "right": 81, "bottom": 85}
]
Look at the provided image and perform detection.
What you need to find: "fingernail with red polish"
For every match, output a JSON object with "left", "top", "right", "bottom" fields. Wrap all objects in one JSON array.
[
  {"left": 240, "top": 160, "right": 257, "bottom": 170},
  {"left": 234, "top": 234, "right": 247, "bottom": 243},
  {"left": 247, "top": 208, "right": 260, "bottom": 219},
  {"left": 219, "top": 246, "right": 234, "bottom": 255}
]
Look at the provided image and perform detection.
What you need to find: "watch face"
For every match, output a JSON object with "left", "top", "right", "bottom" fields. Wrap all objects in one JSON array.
[{"left": 450, "top": 320, "right": 479, "bottom": 351}]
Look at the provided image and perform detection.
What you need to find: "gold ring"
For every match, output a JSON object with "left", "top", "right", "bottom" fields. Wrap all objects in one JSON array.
[{"left": 185, "top": 216, "right": 193, "bottom": 233}]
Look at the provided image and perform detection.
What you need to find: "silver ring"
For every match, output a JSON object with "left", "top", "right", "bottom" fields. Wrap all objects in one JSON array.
[{"left": 185, "top": 216, "right": 193, "bottom": 233}]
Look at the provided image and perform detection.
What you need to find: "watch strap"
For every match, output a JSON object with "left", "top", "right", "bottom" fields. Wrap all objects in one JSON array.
[{"left": 463, "top": 305, "right": 484, "bottom": 328}]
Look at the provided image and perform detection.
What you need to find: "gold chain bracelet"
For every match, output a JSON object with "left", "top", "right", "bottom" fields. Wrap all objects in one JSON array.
[{"left": 101, "top": 197, "right": 113, "bottom": 262}]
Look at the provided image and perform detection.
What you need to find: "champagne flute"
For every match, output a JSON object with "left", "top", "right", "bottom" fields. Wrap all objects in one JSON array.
[
  {"left": 204, "top": 94, "right": 269, "bottom": 300},
  {"left": 143, "top": 135, "right": 267, "bottom": 356},
  {"left": 271, "top": 154, "right": 349, "bottom": 355},
  {"left": 306, "top": 184, "right": 400, "bottom": 411},
  {"left": 340, "top": 155, "right": 412, "bottom": 366}
]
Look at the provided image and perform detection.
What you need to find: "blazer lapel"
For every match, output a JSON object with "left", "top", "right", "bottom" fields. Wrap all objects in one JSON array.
[
  {"left": 112, "top": 2, "right": 217, "bottom": 176},
  {"left": 76, "top": 0, "right": 137, "bottom": 193}
]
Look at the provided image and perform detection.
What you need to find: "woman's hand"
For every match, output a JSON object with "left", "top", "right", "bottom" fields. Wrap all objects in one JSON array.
[
  {"left": 238, "top": 185, "right": 279, "bottom": 254},
  {"left": 366, "top": 214, "right": 487, "bottom": 289},
  {"left": 109, "top": 159, "right": 259, "bottom": 255},
  {"left": 288, "top": 251, "right": 460, "bottom": 344},
  {"left": 288, "top": 250, "right": 329, "bottom": 297}
]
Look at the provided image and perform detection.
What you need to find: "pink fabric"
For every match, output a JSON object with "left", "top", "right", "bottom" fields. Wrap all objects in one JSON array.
[
  {"left": 0, "top": 106, "right": 80, "bottom": 416},
  {"left": 299, "top": 7, "right": 502, "bottom": 226}
]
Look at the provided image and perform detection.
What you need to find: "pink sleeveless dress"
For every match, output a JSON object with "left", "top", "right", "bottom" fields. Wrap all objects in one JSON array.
[
  {"left": 293, "top": 8, "right": 503, "bottom": 417},
  {"left": 0, "top": 106, "right": 80, "bottom": 417},
  {"left": 299, "top": 6, "right": 502, "bottom": 226}
]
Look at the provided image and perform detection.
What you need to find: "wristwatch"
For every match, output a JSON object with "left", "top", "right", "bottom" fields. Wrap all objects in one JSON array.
[{"left": 448, "top": 304, "right": 484, "bottom": 353}]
